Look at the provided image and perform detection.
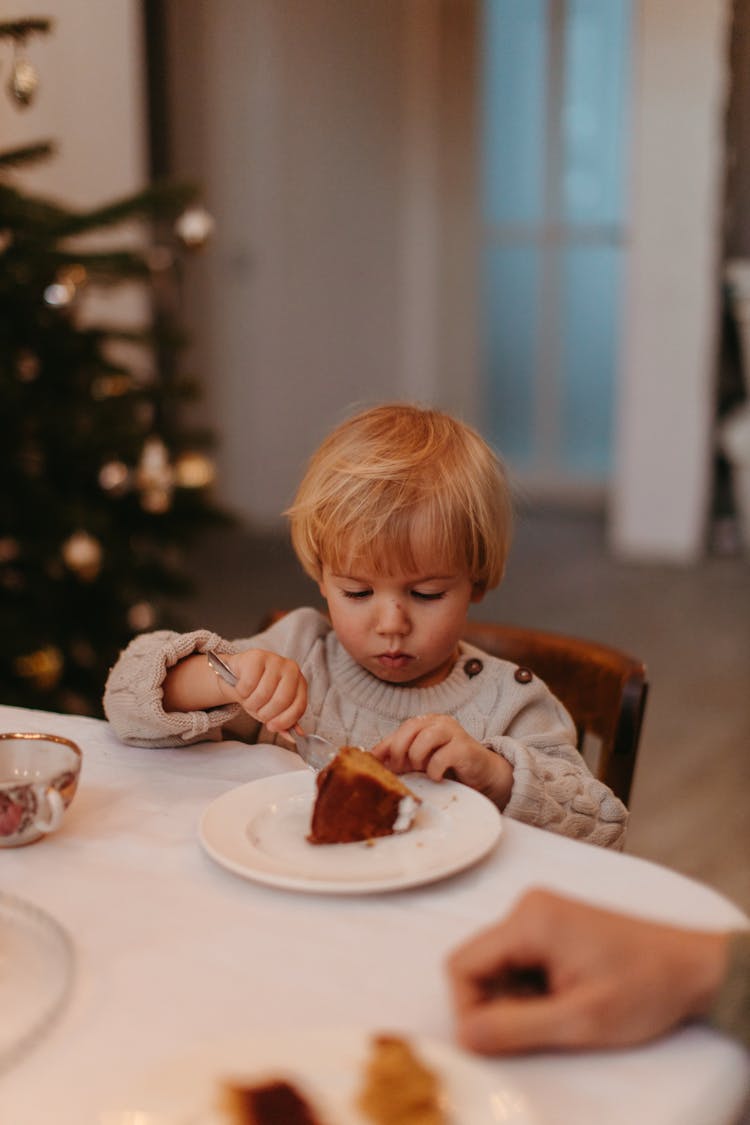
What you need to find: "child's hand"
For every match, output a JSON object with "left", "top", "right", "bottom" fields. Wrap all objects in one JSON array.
[
  {"left": 369, "top": 715, "right": 513, "bottom": 809},
  {"left": 217, "top": 649, "right": 308, "bottom": 734}
]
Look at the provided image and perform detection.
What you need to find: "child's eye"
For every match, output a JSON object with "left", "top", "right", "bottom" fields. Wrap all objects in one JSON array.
[
  {"left": 343, "top": 589, "right": 372, "bottom": 599},
  {"left": 412, "top": 590, "right": 445, "bottom": 601}
]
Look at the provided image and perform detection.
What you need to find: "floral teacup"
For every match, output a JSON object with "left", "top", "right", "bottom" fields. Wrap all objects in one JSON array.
[{"left": 0, "top": 732, "right": 82, "bottom": 847}]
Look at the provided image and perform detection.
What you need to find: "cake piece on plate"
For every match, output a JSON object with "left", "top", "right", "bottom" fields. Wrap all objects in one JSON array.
[
  {"left": 357, "top": 1034, "right": 447, "bottom": 1125},
  {"left": 222, "top": 1077, "right": 326, "bottom": 1125},
  {"left": 308, "top": 745, "right": 420, "bottom": 845}
]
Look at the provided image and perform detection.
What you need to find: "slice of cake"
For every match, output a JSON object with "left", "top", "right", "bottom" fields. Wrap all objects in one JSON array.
[
  {"left": 222, "top": 1078, "right": 326, "bottom": 1125},
  {"left": 308, "top": 746, "right": 419, "bottom": 845},
  {"left": 357, "top": 1034, "right": 447, "bottom": 1125}
]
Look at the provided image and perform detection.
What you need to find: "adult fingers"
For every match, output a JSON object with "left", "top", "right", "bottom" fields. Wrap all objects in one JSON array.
[{"left": 456, "top": 980, "right": 617, "bottom": 1055}]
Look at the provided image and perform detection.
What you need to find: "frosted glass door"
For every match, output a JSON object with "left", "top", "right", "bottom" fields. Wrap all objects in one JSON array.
[{"left": 481, "top": 0, "right": 631, "bottom": 486}]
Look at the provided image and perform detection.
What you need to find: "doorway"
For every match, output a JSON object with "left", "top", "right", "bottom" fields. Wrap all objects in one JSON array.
[{"left": 480, "top": 0, "right": 632, "bottom": 497}]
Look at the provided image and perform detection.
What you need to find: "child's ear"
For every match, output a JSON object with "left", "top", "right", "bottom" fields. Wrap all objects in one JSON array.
[{"left": 470, "top": 581, "right": 486, "bottom": 604}]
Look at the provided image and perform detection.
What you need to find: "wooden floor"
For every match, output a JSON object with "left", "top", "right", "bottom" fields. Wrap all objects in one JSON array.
[{"left": 183, "top": 508, "right": 750, "bottom": 916}]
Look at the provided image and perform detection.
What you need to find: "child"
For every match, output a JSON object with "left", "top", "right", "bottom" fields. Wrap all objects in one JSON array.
[{"left": 104, "top": 402, "right": 628, "bottom": 848}]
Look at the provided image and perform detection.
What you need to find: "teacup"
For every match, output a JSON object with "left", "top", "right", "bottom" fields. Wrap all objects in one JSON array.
[{"left": 0, "top": 732, "right": 82, "bottom": 847}]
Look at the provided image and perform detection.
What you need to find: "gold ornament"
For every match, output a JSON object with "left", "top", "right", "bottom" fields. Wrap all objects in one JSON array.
[
  {"left": 136, "top": 437, "right": 174, "bottom": 512},
  {"left": 128, "top": 602, "right": 156, "bottom": 631},
  {"left": 62, "top": 530, "right": 103, "bottom": 581},
  {"left": 174, "top": 451, "right": 216, "bottom": 489},
  {"left": 16, "top": 349, "right": 40, "bottom": 382},
  {"left": 8, "top": 54, "right": 38, "bottom": 107},
  {"left": 43, "top": 264, "right": 87, "bottom": 308},
  {"left": 91, "top": 374, "right": 132, "bottom": 400},
  {"left": 0, "top": 538, "right": 20, "bottom": 563},
  {"left": 98, "top": 461, "right": 130, "bottom": 495},
  {"left": 15, "top": 646, "right": 63, "bottom": 690},
  {"left": 44, "top": 280, "right": 75, "bottom": 308},
  {"left": 175, "top": 206, "right": 215, "bottom": 248}
]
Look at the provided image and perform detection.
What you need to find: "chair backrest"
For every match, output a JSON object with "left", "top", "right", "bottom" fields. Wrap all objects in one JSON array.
[
  {"left": 461, "top": 620, "right": 648, "bottom": 806},
  {"left": 258, "top": 610, "right": 648, "bottom": 807}
]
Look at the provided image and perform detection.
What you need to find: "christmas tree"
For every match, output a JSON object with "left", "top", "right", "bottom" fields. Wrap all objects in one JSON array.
[{"left": 1, "top": 17, "right": 229, "bottom": 716}]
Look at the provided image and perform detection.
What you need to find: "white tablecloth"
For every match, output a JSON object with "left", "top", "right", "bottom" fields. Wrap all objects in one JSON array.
[{"left": 0, "top": 703, "right": 748, "bottom": 1125}]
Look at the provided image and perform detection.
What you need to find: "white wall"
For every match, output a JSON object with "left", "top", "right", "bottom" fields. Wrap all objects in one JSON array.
[
  {"left": 166, "top": 0, "right": 407, "bottom": 526},
  {"left": 165, "top": 0, "right": 477, "bottom": 528},
  {"left": 4, "top": 0, "right": 146, "bottom": 204},
  {"left": 4, "top": 0, "right": 734, "bottom": 560},
  {"left": 610, "top": 0, "right": 732, "bottom": 561}
]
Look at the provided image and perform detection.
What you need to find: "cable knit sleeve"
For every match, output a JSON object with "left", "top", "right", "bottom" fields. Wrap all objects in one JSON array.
[
  {"left": 482, "top": 671, "right": 628, "bottom": 850},
  {"left": 103, "top": 628, "right": 249, "bottom": 747},
  {"left": 103, "top": 609, "right": 330, "bottom": 748}
]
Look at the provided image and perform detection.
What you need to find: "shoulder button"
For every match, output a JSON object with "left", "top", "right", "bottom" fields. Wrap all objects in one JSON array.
[
  {"left": 464, "top": 657, "right": 483, "bottom": 678},
  {"left": 514, "top": 666, "right": 533, "bottom": 684}
]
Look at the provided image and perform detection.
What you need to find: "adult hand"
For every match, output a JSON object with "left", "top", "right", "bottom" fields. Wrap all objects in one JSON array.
[{"left": 446, "top": 888, "right": 729, "bottom": 1053}]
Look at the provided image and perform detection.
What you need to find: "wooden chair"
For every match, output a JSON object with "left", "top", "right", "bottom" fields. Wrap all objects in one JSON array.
[
  {"left": 258, "top": 610, "right": 648, "bottom": 807},
  {"left": 461, "top": 620, "right": 648, "bottom": 806}
]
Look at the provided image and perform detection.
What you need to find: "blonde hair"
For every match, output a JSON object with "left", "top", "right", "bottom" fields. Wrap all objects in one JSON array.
[{"left": 285, "top": 403, "right": 513, "bottom": 590}]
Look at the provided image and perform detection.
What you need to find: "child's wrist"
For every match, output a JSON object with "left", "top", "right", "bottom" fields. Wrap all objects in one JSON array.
[{"left": 486, "top": 746, "right": 513, "bottom": 809}]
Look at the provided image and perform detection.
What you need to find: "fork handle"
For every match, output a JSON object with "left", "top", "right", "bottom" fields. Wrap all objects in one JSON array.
[{"left": 206, "top": 650, "right": 238, "bottom": 687}]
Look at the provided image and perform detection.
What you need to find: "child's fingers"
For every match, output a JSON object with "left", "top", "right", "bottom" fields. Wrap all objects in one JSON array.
[
  {"left": 371, "top": 715, "right": 435, "bottom": 771},
  {"left": 422, "top": 745, "right": 462, "bottom": 781},
  {"left": 260, "top": 681, "right": 308, "bottom": 733}
]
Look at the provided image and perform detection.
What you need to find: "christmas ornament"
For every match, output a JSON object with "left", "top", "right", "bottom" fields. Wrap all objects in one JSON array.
[
  {"left": 175, "top": 206, "right": 215, "bottom": 248},
  {"left": 136, "top": 436, "right": 174, "bottom": 513},
  {"left": 15, "top": 349, "right": 40, "bottom": 382},
  {"left": 62, "top": 530, "right": 103, "bottom": 581},
  {"left": 8, "top": 53, "right": 38, "bottom": 107},
  {"left": 0, "top": 537, "right": 19, "bottom": 563},
  {"left": 98, "top": 460, "right": 130, "bottom": 495},
  {"left": 91, "top": 374, "right": 132, "bottom": 400},
  {"left": 44, "top": 279, "right": 75, "bottom": 308},
  {"left": 0, "top": 229, "right": 13, "bottom": 254},
  {"left": 174, "top": 450, "right": 216, "bottom": 489},
  {"left": 15, "top": 646, "right": 63, "bottom": 690},
  {"left": 43, "top": 265, "right": 87, "bottom": 308},
  {"left": 128, "top": 602, "right": 156, "bottom": 631}
]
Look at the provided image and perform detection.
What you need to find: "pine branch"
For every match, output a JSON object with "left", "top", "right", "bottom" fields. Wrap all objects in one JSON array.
[
  {"left": 0, "top": 142, "right": 55, "bottom": 171},
  {"left": 0, "top": 18, "right": 52, "bottom": 41},
  {"left": 55, "top": 181, "right": 198, "bottom": 237},
  {"left": 54, "top": 249, "right": 154, "bottom": 281}
]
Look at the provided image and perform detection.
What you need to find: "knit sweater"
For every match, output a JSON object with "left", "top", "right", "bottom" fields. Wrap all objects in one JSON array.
[
  {"left": 708, "top": 931, "right": 750, "bottom": 1050},
  {"left": 103, "top": 606, "right": 628, "bottom": 849}
]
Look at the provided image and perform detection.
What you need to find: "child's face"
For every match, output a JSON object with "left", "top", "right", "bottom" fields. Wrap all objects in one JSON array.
[{"left": 318, "top": 559, "right": 484, "bottom": 688}]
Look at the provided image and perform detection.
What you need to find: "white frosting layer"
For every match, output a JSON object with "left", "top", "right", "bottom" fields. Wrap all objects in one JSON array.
[{"left": 393, "top": 795, "right": 417, "bottom": 833}]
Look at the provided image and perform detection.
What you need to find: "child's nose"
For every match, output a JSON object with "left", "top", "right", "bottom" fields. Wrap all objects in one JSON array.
[{"left": 376, "top": 599, "right": 410, "bottom": 635}]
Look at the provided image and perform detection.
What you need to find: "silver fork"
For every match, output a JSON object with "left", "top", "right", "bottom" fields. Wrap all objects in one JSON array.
[{"left": 206, "top": 650, "right": 336, "bottom": 771}]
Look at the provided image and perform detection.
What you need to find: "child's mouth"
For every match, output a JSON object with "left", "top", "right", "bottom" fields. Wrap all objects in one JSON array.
[{"left": 376, "top": 652, "right": 413, "bottom": 670}]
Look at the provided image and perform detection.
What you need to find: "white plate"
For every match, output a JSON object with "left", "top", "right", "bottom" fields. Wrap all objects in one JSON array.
[
  {"left": 199, "top": 771, "right": 502, "bottom": 894},
  {"left": 102, "top": 1027, "right": 537, "bottom": 1124},
  {"left": 0, "top": 891, "right": 74, "bottom": 1072}
]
